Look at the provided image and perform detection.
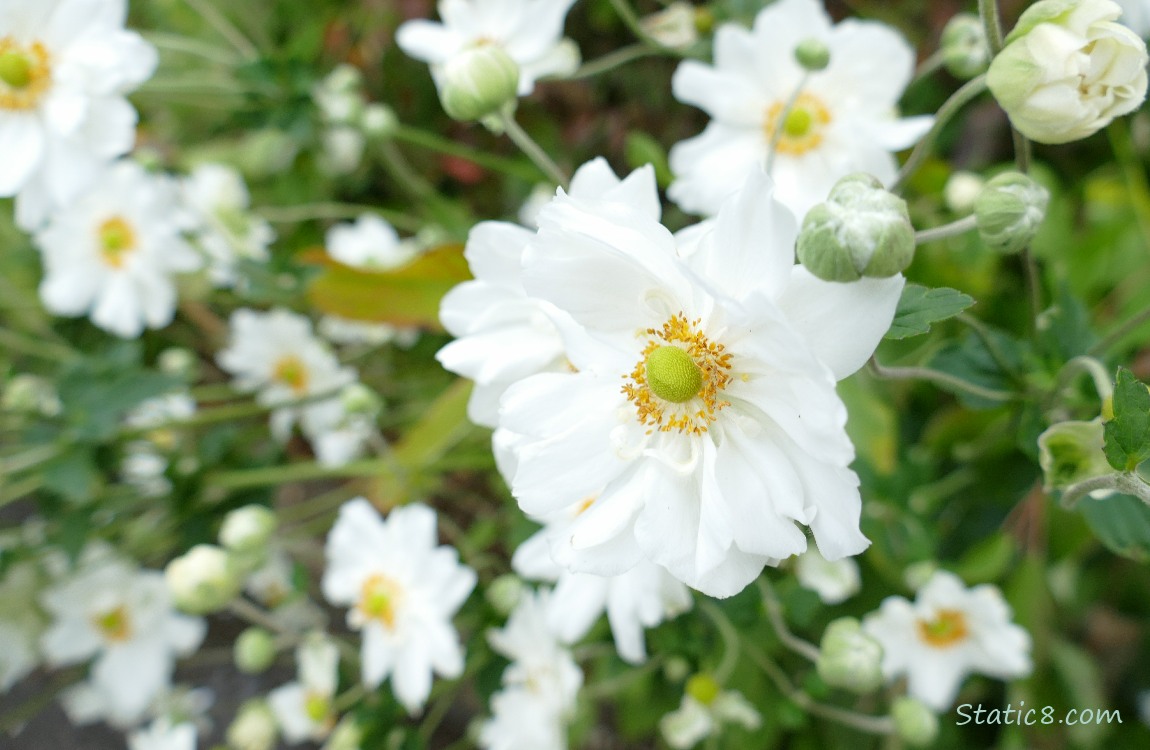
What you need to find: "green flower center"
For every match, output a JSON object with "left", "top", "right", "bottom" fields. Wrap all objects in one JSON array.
[
  {"left": 916, "top": 609, "right": 968, "bottom": 648},
  {"left": 97, "top": 216, "right": 138, "bottom": 268},
  {"left": 358, "top": 573, "right": 402, "bottom": 629},
  {"left": 92, "top": 605, "right": 132, "bottom": 642},
  {"left": 304, "top": 692, "right": 331, "bottom": 723},
  {"left": 0, "top": 51, "right": 31, "bottom": 88},
  {"left": 686, "top": 673, "right": 721, "bottom": 706},
  {"left": 645, "top": 345, "right": 703, "bottom": 404},
  {"left": 272, "top": 355, "right": 310, "bottom": 393},
  {"left": 783, "top": 107, "right": 814, "bottom": 138}
]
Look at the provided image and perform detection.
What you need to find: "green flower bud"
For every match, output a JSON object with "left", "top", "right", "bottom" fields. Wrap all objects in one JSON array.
[
  {"left": 227, "top": 700, "right": 278, "bottom": 750},
  {"left": 794, "top": 38, "right": 831, "bottom": 72},
  {"left": 165, "top": 544, "right": 242, "bottom": 614},
  {"left": 685, "top": 673, "right": 722, "bottom": 706},
  {"left": 816, "top": 617, "right": 885, "bottom": 694},
  {"left": 157, "top": 347, "right": 200, "bottom": 381},
  {"left": 797, "top": 173, "right": 915, "bottom": 282},
  {"left": 219, "top": 505, "right": 277, "bottom": 556},
  {"left": 340, "top": 382, "right": 383, "bottom": 418},
  {"left": 1038, "top": 418, "right": 1113, "bottom": 491},
  {"left": 891, "top": 697, "right": 940, "bottom": 747},
  {"left": 903, "top": 560, "right": 938, "bottom": 591},
  {"left": 973, "top": 171, "right": 1049, "bottom": 253},
  {"left": 940, "top": 14, "right": 990, "bottom": 79},
  {"left": 360, "top": 103, "right": 398, "bottom": 139},
  {"left": 438, "top": 44, "right": 520, "bottom": 122},
  {"left": 234, "top": 627, "right": 277, "bottom": 674},
  {"left": 485, "top": 573, "right": 525, "bottom": 615}
]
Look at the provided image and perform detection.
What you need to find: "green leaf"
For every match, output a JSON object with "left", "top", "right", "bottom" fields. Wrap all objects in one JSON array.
[
  {"left": 624, "top": 131, "right": 673, "bottom": 189},
  {"left": 929, "top": 327, "right": 1028, "bottom": 410},
  {"left": 1102, "top": 368, "right": 1150, "bottom": 471},
  {"left": 56, "top": 349, "right": 183, "bottom": 443},
  {"left": 884, "top": 284, "right": 975, "bottom": 340},
  {"left": 1080, "top": 493, "right": 1150, "bottom": 562},
  {"left": 41, "top": 448, "right": 101, "bottom": 503}
]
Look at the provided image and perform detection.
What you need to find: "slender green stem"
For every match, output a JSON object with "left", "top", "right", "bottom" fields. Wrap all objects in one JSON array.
[
  {"left": 606, "top": 0, "right": 670, "bottom": 50},
  {"left": 1088, "top": 302, "right": 1150, "bottom": 356},
  {"left": 379, "top": 140, "right": 439, "bottom": 200},
  {"left": 1019, "top": 246, "right": 1043, "bottom": 326},
  {"left": 0, "top": 327, "right": 75, "bottom": 362},
  {"left": 979, "top": 0, "right": 1005, "bottom": 54},
  {"left": 766, "top": 73, "right": 810, "bottom": 175},
  {"left": 700, "top": 601, "right": 742, "bottom": 683},
  {"left": 119, "top": 399, "right": 273, "bottom": 439},
  {"left": 869, "top": 357, "right": 1016, "bottom": 402},
  {"left": 498, "top": 112, "right": 569, "bottom": 187},
  {"left": 0, "top": 443, "right": 61, "bottom": 474},
  {"left": 583, "top": 656, "right": 665, "bottom": 699},
  {"left": 206, "top": 457, "right": 400, "bottom": 490},
  {"left": 890, "top": 75, "right": 988, "bottom": 193},
  {"left": 1053, "top": 356, "right": 1114, "bottom": 406},
  {"left": 569, "top": 44, "right": 656, "bottom": 80},
  {"left": 143, "top": 31, "right": 241, "bottom": 65},
  {"left": 333, "top": 684, "right": 367, "bottom": 712},
  {"left": 228, "top": 597, "right": 291, "bottom": 634},
  {"left": 1060, "top": 472, "right": 1150, "bottom": 509},
  {"left": 256, "top": 203, "right": 421, "bottom": 232},
  {"left": 183, "top": 0, "right": 259, "bottom": 60},
  {"left": 914, "top": 215, "right": 977, "bottom": 244},
  {"left": 390, "top": 125, "right": 541, "bottom": 182},
  {"left": 911, "top": 50, "right": 946, "bottom": 86},
  {"left": 757, "top": 578, "right": 820, "bottom": 662}
]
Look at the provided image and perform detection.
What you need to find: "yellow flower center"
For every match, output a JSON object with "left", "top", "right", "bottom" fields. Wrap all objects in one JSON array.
[
  {"left": 622, "top": 314, "right": 732, "bottom": 435},
  {"left": 0, "top": 38, "right": 51, "bottom": 110},
  {"left": 97, "top": 217, "right": 138, "bottom": 268},
  {"left": 764, "top": 92, "right": 832, "bottom": 156},
  {"left": 685, "top": 673, "right": 721, "bottom": 706},
  {"left": 304, "top": 691, "right": 331, "bottom": 723},
  {"left": 916, "top": 609, "right": 969, "bottom": 648},
  {"left": 357, "top": 573, "right": 402, "bottom": 629},
  {"left": 92, "top": 605, "right": 132, "bottom": 643},
  {"left": 272, "top": 355, "right": 310, "bottom": 394}
]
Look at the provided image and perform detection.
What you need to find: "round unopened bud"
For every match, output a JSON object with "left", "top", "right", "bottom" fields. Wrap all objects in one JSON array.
[
  {"left": 974, "top": 171, "right": 1049, "bottom": 254},
  {"left": 797, "top": 173, "right": 915, "bottom": 282},
  {"left": 234, "top": 627, "right": 277, "bottom": 674},
  {"left": 340, "top": 382, "right": 383, "bottom": 418},
  {"left": 219, "top": 505, "right": 277, "bottom": 555},
  {"left": 794, "top": 38, "right": 830, "bottom": 72},
  {"left": 158, "top": 347, "right": 200, "bottom": 380},
  {"left": 165, "top": 544, "right": 242, "bottom": 614},
  {"left": 940, "top": 14, "right": 990, "bottom": 79},
  {"left": 816, "top": 617, "right": 885, "bottom": 694},
  {"left": 891, "top": 697, "right": 939, "bottom": 748},
  {"left": 1038, "top": 418, "right": 1112, "bottom": 491},
  {"left": 360, "top": 103, "right": 398, "bottom": 139},
  {"left": 227, "top": 700, "right": 277, "bottom": 750},
  {"left": 485, "top": 574, "right": 525, "bottom": 615},
  {"left": 685, "top": 673, "right": 721, "bottom": 706},
  {"left": 943, "top": 170, "right": 985, "bottom": 214},
  {"left": 438, "top": 44, "right": 520, "bottom": 122},
  {"left": 663, "top": 656, "right": 691, "bottom": 683}
]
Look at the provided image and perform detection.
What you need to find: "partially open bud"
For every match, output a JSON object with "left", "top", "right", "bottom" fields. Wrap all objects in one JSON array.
[
  {"left": 797, "top": 173, "right": 915, "bottom": 282},
  {"left": 794, "top": 38, "right": 831, "bottom": 72},
  {"left": 1038, "top": 418, "right": 1113, "bottom": 491},
  {"left": 361, "top": 103, "right": 399, "bottom": 139},
  {"left": 974, "top": 171, "right": 1049, "bottom": 253},
  {"left": 227, "top": 699, "right": 278, "bottom": 750},
  {"left": 235, "top": 627, "right": 277, "bottom": 674},
  {"left": 165, "top": 544, "right": 242, "bottom": 614},
  {"left": 941, "top": 14, "right": 991, "bottom": 79},
  {"left": 816, "top": 617, "right": 885, "bottom": 694},
  {"left": 987, "top": 0, "right": 1149, "bottom": 144},
  {"left": 219, "top": 505, "right": 277, "bottom": 556},
  {"left": 438, "top": 44, "right": 520, "bottom": 122},
  {"left": 640, "top": 2, "right": 699, "bottom": 50},
  {"left": 891, "top": 697, "right": 940, "bottom": 747}
]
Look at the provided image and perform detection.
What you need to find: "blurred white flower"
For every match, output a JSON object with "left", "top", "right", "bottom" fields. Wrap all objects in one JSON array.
[
  {"left": 668, "top": 0, "right": 932, "bottom": 218},
  {"left": 268, "top": 634, "right": 340, "bottom": 743},
  {"left": 641, "top": 2, "right": 699, "bottom": 49},
  {"left": 322, "top": 498, "right": 476, "bottom": 713},
  {"left": 512, "top": 498, "right": 692, "bottom": 664},
  {"left": 500, "top": 168, "right": 903, "bottom": 597},
  {"left": 794, "top": 548, "right": 861, "bottom": 604},
  {"left": 0, "top": 561, "right": 44, "bottom": 692},
  {"left": 327, "top": 214, "right": 418, "bottom": 270},
  {"left": 127, "top": 718, "right": 196, "bottom": 750},
  {"left": 0, "top": 0, "right": 158, "bottom": 229},
  {"left": 181, "top": 163, "right": 274, "bottom": 287},
  {"left": 660, "top": 675, "right": 760, "bottom": 750},
  {"left": 313, "top": 64, "right": 365, "bottom": 125},
  {"left": 480, "top": 590, "right": 582, "bottom": 750},
  {"left": 438, "top": 157, "right": 660, "bottom": 428},
  {"left": 862, "top": 570, "right": 1032, "bottom": 711},
  {"left": 40, "top": 545, "right": 205, "bottom": 727},
  {"left": 34, "top": 161, "right": 201, "bottom": 338},
  {"left": 397, "top": 0, "right": 580, "bottom": 99}
]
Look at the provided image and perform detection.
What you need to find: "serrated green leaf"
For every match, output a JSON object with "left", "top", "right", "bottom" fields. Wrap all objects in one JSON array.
[
  {"left": 884, "top": 284, "right": 975, "bottom": 340},
  {"left": 1102, "top": 368, "right": 1150, "bottom": 471}
]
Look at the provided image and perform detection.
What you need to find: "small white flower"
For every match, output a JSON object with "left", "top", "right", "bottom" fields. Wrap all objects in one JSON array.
[
  {"left": 641, "top": 2, "right": 700, "bottom": 49},
  {"left": 320, "top": 125, "right": 365, "bottom": 175},
  {"left": 313, "top": 64, "right": 365, "bottom": 125},
  {"left": 480, "top": 590, "right": 582, "bottom": 750},
  {"left": 0, "top": 561, "right": 44, "bottom": 692},
  {"left": 34, "top": 161, "right": 201, "bottom": 338},
  {"left": 667, "top": 0, "right": 932, "bottom": 218},
  {"left": 40, "top": 545, "right": 206, "bottom": 727},
  {"left": 862, "top": 570, "right": 1032, "bottom": 711},
  {"left": 326, "top": 214, "right": 418, "bottom": 270},
  {"left": 319, "top": 315, "right": 421, "bottom": 348},
  {"left": 268, "top": 634, "right": 340, "bottom": 743},
  {"left": 397, "top": 0, "right": 581, "bottom": 99},
  {"left": 0, "top": 0, "right": 158, "bottom": 228},
  {"left": 660, "top": 675, "right": 761, "bottom": 750},
  {"left": 181, "top": 163, "right": 274, "bottom": 287},
  {"left": 299, "top": 395, "right": 376, "bottom": 468},
  {"left": 322, "top": 498, "right": 476, "bottom": 713},
  {"left": 794, "top": 548, "right": 861, "bottom": 605},
  {"left": 127, "top": 718, "right": 197, "bottom": 750}
]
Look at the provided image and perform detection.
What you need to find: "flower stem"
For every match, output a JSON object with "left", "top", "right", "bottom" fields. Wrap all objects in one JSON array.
[
  {"left": 913, "top": 215, "right": 977, "bottom": 245},
  {"left": 1089, "top": 302, "right": 1150, "bottom": 356},
  {"left": 1053, "top": 356, "right": 1114, "bottom": 406},
  {"left": 1060, "top": 472, "right": 1150, "bottom": 509},
  {"left": 911, "top": 50, "right": 946, "bottom": 86},
  {"left": 766, "top": 73, "right": 810, "bottom": 175},
  {"left": 757, "top": 578, "right": 820, "bottom": 662},
  {"left": 570, "top": 44, "right": 656, "bottom": 80},
  {"left": 978, "top": 0, "right": 1005, "bottom": 54},
  {"left": 256, "top": 202, "right": 421, "bottom": 232},
  {"left": 890, "top": 75, "right": 987, "bottom": 193},
  {"left": 182, "top": 0, "right": 259, "bottom": 60},
  {"left": 389, "top": 125, "right": 542, "bottom": 182},
  {"left": 869, "top": 356, "right": 1016, "bottom": 402},
  {"left": 143, "top": 31, "right": 242, "bottom": 66},
  {"left": 497, "top": 111, "right": 569, "bottom": 187},
  {"left": 205, "top": 457, "right": 400, "bottom": 491}
]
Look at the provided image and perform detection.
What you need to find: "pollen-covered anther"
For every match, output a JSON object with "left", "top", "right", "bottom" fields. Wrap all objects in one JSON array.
[
  {"left": 0, "top": 38, "right": 52, "bottom": 111},
  {"left": 97, "top": 216, "right": 137, "bottom": 268},
  {"left": 356, "top": 573, "right": 403, "bottom": 630},
  {"left": 764, "top": 92, "right": 832, "bottom": 155},
  {"left": 622, "top": 314, "right": 733, "bottom": 435},
  {"left": 916, "top": 608, "right": 969, "bottom": 648}
]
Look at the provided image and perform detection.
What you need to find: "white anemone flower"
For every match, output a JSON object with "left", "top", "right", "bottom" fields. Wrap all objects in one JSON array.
[
  {"left": 396, "top": 0, "right": 580, "bottom": 99},
  {"left": 512, "top": 499, "right": 693, "bottom": 664},
  {"left": 181, "top": 163, "right": 274, "bottom": 287},
  {"left": 216, "top": 308, "right": 357, "bottom": 443},
  {"left": 668, "top": 0, "right": 933, "bottom": 218},
  {"left": 34, "top": 160, "right": 201, "bottom": 338},
  {"left": 127, "top": 719, "right": 197, "bottom": 750},
  {"left": 793, "top": 547, "right": 861, "bottom": 605},
  {"left": 660, "top": 676, "right": 761, "bottom": 750},
  {"left": 499, "top": 167, "right": 904, "bottom": 597},
  {"left": 862, "top": 570, "right": 1032, "bottom": 711},
  {"left": 268, "top": 634, "right": 340, "bottom": 743},
  {"left": 39, "top": 547, "right": 206, "bottom": 727},
  {"left": 322, "top": 498, "right": 476, "bottom": 713},
  {"left": 480, "top": 590, "right": 582, "bottom": 750},
  {"left": 439, "top": 157, "right": 660, "bottom": 428},
  {"left": 0, "top": 0, "right": 158, "bottom": 229}
]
